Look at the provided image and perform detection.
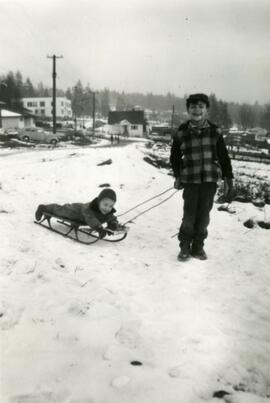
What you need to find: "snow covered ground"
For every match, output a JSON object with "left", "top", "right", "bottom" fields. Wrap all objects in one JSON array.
[{"left": 0, "top": 144, "right": 270, "bottom": 403}]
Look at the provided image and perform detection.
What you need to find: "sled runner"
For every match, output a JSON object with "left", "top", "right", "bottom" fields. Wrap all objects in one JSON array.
[{"left": 34, "top": 213, "right": 128, "bottom": 244}]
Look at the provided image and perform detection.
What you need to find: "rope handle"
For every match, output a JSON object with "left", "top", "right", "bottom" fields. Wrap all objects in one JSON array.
[
  {"left": 122, "top": 190, "right": 179, "bottom": 226},
  {"left": 117, "top": 186, "right": 175, "bottom": 218}
]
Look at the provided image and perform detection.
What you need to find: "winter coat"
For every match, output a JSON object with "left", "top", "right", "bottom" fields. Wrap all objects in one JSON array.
[
  {"left": 45, "top": 198, "right": 118, "bottom": 229},
  {"left": 170, "top": 120, "right": 233, "bottom": 184}
]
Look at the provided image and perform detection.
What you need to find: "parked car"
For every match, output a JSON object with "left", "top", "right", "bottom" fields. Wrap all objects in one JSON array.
[
  {"left": 35, "top": 121, "right": 52, "bottom": 130},
  {"left": 4, "top": 128, "right": 19, "bottom": 138},
  {"left": 18, "top": 128, "right": 60, "bottom": 145}
]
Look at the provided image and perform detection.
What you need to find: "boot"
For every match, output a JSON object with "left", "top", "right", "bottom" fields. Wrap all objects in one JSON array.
[
  {"left": 177, "top": 241, "right": 191, "bottom": 262},
  {"left": 35, "top": 204, "right": 46, "bottom": 221},
  {"left": 191, "top": 241, "right": 207, "bottom": 260}
]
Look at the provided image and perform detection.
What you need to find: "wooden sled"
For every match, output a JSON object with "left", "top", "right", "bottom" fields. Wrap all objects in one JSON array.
[{"left": 34, "top": 213, "right": 128, "bottom": 244}]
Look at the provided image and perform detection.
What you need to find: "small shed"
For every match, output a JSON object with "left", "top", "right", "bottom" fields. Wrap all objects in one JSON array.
[
  {"left": 108, "top": 110, "right": 146, "bottom": 137},
  {"left": 0, "top": 109, "right": 35, "bottom": 129}
]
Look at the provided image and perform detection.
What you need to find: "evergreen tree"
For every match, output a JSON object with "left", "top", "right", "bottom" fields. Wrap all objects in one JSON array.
[
  {"left": 84, "top": 84, "right": 96, "bottom": 116},
  {"left": 116, "top": 93, "right": 126, "bottom": 111},
  {"left": 99, "top": 88, "right": 110, "bottom": 117},
  {"left": 208, "top": 94, "right": 232, "bottom": 128},
  {"left": 72, "top": 80, "right": 84, "bottom": 117},
  {"left": 43, "top": 87, "right": 50, "bottom": 97},
  {"left": 260, "top": 104, "right": 270, "bottom": 130},
  {"left": 239, "top": 103, "right": 256, "bottom": 129},
  {"left": 0, "top": 71, "right": 23, "bottom": 111},
  {"left": 146, "top": 92, "right": 155, "bottom": 110},
  {"left": 219, "top": 101, "right": 232, "bottom": 129},
  {"left": 24, "top": 77, "right": 35, "bottom": 97},
  {"left": 15, "top": 71, "right": 23, "bottom": 91},
  {"left": 65, "top": 87, "right": 72, "bottom": 100},
  {"left": 208, "top": 94, "right": 220, "bottom": 125},
  {"left": 252, "top": 101, "right": 264, "bottom": 127}
]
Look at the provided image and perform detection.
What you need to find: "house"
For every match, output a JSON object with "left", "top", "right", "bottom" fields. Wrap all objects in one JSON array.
[
  {"left": 22, "top": 97, "right": 72, "bottom": 119},
  {"left": 0, "top": 109, "right": 35, "bottom": 130},
  {"left": 108, "top": 110, "right": 146, "bottom": 137}
]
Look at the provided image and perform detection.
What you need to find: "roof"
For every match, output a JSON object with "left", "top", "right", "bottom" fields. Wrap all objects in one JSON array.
[
  {"left": 1, "top": 108, "right": 35, "bottom": 118},
  {"left": 1, "top": 109, "right": 22, "bottom": 118},
  {"left": 108, "top": 110, "right": 144, "bottom": 125}
]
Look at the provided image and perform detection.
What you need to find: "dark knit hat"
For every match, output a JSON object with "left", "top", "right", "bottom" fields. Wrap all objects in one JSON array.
[
  {"left": 186, "top": 93, "right": 210, "bottom": 109},
  {"left": 98, "top": 188, "right": 117, "bottom": 202}
]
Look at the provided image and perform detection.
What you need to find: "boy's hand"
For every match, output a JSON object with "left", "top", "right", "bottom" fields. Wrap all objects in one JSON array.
[
  {"left": 120, "top": 225, "right": 130, "bottom": 233},
  {"left": 174, "top": 177, "right": 184, "bottom": 190},
  {"left": 97, "top": 227, "right": 108, "bottom": 238},
  {"left": 107, "top": 220, "right": 118, "bottom": 231}
]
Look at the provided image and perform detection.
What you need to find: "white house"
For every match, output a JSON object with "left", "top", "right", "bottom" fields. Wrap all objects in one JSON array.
[
  {"left": 0, "top": 109, "right": 35, "bottom": 129},
  {"left": 108, "top": 110, "right": 146, "bottom": 137},
  {"left": 22, "top": 97, "right": 72, "bottom": 119}
]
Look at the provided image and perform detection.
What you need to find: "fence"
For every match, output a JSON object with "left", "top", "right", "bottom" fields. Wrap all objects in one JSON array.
[{"left": 229, "top": 150, "right": 270, "bottom": 164}]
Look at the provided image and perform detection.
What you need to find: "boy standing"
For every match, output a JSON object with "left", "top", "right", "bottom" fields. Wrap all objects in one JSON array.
[{"left": 170, "top": 93, "right": 233, "bottom": 261}]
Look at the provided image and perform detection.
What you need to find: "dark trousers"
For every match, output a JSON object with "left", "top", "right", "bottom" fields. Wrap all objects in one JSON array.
[{"left": 178, "top": 183, "right": 217, "bottom": 244}]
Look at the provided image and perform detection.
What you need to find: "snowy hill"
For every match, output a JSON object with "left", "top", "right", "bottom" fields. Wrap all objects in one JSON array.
[{"left": 0, "top": 144, "right": 270, "bottom": 403}]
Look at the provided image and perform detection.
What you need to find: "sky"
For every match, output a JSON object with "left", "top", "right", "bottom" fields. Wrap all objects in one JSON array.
[{"left": 0, "top": 0, "right": 270, "bottom": 103}]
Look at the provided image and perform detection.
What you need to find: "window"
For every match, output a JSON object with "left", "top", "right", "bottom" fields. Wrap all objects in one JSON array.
[
  {"left": 40, "top": 109, "right": 45, "bottom": 115},
  {"left": 40, "top": 101, "right": 45, "bottom": 107},
  {"left": 27, "top": 102, "right": 32, "bottom": 107},
  {"left": 131, "top": 125, "right": 138, "bottom": 130},
  {"left": 35, "top": 109, "right": 39, "bottom": 114}
]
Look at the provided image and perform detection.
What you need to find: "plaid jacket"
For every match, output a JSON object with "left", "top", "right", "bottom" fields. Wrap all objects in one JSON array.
[{"left": 170, "top": 120, "right": 233, "bottom": 184}]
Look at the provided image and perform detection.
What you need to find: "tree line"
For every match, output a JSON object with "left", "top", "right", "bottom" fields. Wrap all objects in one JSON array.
[{"left": 1, "top": 70, "right": 270, "bottom": 130}]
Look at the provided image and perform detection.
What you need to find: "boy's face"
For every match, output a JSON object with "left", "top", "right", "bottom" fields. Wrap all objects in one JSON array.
[
  {"left": 188, "top": 101, "right": 208, "bottom": 123},
  {"left": 98, "top": 197, "right": 115, "bottom": 214}
]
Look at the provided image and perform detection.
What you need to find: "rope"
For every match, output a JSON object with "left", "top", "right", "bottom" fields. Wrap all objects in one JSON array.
[
  {"left": 117, "top": 186, "right": 175, "bottom": 218},
  {"left": 122, "top": 190, "right": 179, "bottom": 225}
]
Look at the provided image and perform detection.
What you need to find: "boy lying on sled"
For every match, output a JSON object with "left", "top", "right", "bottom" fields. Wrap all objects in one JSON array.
[{"left": 35, "top": 188, "right": 126, "bottom": 238}]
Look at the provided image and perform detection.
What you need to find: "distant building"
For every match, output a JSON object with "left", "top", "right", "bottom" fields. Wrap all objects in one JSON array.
[
  {"left": 247, "top": 127, "right": 268, "bottom": 142},
  {"left": 108, "top": 110, "right": 146, "bottom": 137},
  {"left": 0, "top": 109, "right": 35, "bottom": 129},
  {"left": 151, "top": 125, "right": 174, "bottom": 136},
  {"left": 22, "top": 97, "right": 72, "bottom": 119}
]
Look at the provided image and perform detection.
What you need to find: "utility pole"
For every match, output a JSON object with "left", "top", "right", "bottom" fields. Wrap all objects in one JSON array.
[
  {"left": 171, "top": 104, "right": 175, "bottom": 130},
  {"left": 47, "top": 54, "right": 63, "bottom": 134},
  {"left": 73, "top": 86, "right": 78, "bottom": 132},
  {"left": 0, "top": 101, "right": 5, "bottom": 129},
  {"left": 92, "top": 92, "right": 96, "bottom": 135},
  {"left": 0, "top": 82, "right": 7, "bottom": 129}
]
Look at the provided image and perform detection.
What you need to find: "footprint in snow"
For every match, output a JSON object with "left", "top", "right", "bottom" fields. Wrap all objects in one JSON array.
[
  {"left": 115, "top": 322, "right": 142, "bottom": 349},
  {"left": 68, "top": 301, "right": 91, "bottom": 316},
  {"left": 0, "top": 302, "right": 24, "bottom": 331},
  {"left": 167, "top": 364, "right": 190, "bottom": 379},
  {"left": 55, "top": 257, "right": 65, "bottom": 268},
  {"left": 111, "top": 375, "right": 130, "bottom": 388}
]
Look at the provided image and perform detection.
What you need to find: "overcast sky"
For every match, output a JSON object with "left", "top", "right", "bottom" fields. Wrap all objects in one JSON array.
[{"left": 0, "top": 0, "right": 269, "bottom": 103}]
